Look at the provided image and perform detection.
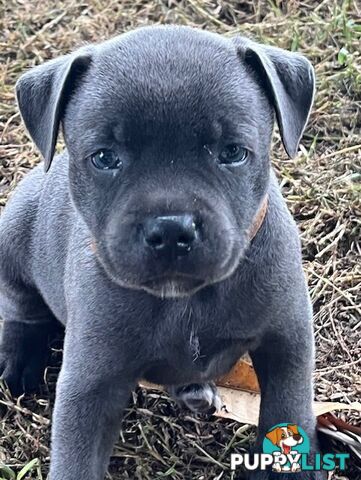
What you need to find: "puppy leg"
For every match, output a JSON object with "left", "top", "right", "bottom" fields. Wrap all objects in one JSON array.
[
  {"left": 49, "top": 328, "right": 135, "bottom": 480},
  {"left": 168, "top": 382, "right": 222, "bottom": 413},
  {"left": 249, "top": 318, "right": 326, "bottom": 480},
  {"left": 0, "top": 286, "right": 57, "bottom": 395}
]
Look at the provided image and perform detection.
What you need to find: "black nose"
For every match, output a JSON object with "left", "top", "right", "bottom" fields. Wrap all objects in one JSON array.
[{"left": 143, "top": 214, "right": 198, "bottom": 257}]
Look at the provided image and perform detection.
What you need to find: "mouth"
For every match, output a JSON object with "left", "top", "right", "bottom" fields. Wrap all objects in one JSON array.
[
  {"left": 282, "top": 444, "right": 291, "bottom": 455},
  {"left": 141, "top": 275, "right": 206, "bottom": 298}
]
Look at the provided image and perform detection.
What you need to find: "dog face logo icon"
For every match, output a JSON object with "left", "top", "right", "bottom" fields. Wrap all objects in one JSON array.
[{"left": 263, "top": 423, "right": 309, "bottom": 473}]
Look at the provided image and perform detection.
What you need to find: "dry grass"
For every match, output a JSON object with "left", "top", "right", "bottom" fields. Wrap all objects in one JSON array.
[{"left": 0, "top": 0, "right": 360, "bottom": 479}]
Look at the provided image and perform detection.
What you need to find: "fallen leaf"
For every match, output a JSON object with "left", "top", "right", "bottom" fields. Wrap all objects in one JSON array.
[{"left": 216, "top": 359, "right": 260, "bottom": 393}]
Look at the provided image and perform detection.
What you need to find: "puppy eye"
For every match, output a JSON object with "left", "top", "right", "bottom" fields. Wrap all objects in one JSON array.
[
  {"left": 219, "top": 144, "right": 248, "bottom": 166},
  {"left": 89, "top": 149, "right": 122, "bottom": 170}
]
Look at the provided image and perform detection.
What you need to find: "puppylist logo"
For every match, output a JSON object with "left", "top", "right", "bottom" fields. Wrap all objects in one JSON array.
[
  {"left": 263, "top": 423, "right": 307, "bottom": 473},
  {"left": 231, "top": 423, "right": 349, "bottom": 473}
]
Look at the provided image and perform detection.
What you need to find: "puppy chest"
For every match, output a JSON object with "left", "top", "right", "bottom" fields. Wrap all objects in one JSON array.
[{"left": 143, "top": 328, "right": 249, "bottom": 386}]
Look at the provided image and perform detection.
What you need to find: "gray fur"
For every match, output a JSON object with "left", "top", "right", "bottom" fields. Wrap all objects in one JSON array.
[{"left": 0, "top": 26, "right": 323, "bottom": 479}]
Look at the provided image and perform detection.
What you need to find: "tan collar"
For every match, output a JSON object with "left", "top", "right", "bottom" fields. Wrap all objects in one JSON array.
[{"left": 248, "top": 195, "right": 268, "bottom": 241}]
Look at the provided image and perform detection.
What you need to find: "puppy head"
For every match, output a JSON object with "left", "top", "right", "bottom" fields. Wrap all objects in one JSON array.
[
  {"left": 16, "top": 26, "right": 315, "bottom": 298},
  {"left": 266, "top": 425, "right": 303, "bottom": 447}
]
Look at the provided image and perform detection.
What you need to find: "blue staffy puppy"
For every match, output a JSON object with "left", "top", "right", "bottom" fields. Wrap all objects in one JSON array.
[{"left": 0, "top": 26, "right": 323, "bottom": 479}]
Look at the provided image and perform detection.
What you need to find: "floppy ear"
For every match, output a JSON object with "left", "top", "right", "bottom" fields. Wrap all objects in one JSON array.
[
  {"left": 233, "top": 37, "right": 315, "bottom": 158},
  {"left": 288, "top": 424, "right": 299, "bottom": 435},
  {"left": 16, "top": 51, "right": 92, "bottom": 172},
  {"left": 266, "top": 427, "right": 281, "bottom": 445}
]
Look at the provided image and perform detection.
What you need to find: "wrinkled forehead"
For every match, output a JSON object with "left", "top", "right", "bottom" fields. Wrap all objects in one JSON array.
[{"left": 68, "top": 30, "right": 269, "bottom": 150}]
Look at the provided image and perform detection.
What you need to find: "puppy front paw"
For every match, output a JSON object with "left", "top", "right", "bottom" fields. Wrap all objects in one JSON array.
[
  {"left": 290, "top": 462, "right": 301, "bottom": 472},
  {"left": 0, "top": 347, "right": 47, "bottom": 396},
  {"left": 0, "top": 348, "right": 23, "bottom": 396},
  {"left": 272, "top": 463, "right": 282, "bottom": 473},
  {"left": 0, "top": 322, "right": 52, "bottom": 396}
]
